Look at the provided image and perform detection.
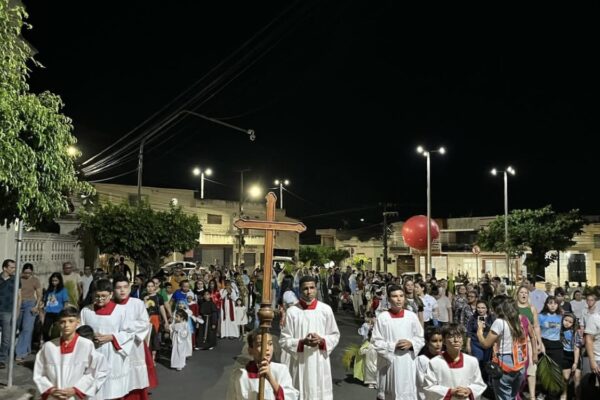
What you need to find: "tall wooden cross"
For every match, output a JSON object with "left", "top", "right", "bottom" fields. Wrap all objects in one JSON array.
[{"left": 234, "top": 192, "right": 306, "bottom": 399}]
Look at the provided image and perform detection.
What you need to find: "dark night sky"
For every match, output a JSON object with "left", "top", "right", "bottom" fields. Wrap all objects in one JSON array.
[{"left": 22, "top": 1, "right": 600, "bottom": 238}]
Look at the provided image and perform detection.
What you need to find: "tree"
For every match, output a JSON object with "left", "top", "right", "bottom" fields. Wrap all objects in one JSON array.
[
  {"left": 477, "top": 205, "right": 584, "bottom": 280},
  {"left": 299, "top": 245, "right": 351, "bottom": 267},
  {"left": 0, "top": 2, "right": 92, "bottom": 226},
  {"left": 77, "top": 202, "right": 201, "bottom": 277}
]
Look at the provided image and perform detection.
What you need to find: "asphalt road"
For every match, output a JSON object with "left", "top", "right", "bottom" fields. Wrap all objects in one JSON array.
[{"left": 151, "top": 306, "right": 375, "bottom": 399}]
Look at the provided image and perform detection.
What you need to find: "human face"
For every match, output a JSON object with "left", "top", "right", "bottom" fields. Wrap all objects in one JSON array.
[
  {"left": 181, "top": 282, "right": 190, "bottom": 292},
  {"left": 250, "top": 333, "right": 274, "bottom": 363},
  {"left": 575, "top": 292, "right": 582, "bottom": 301},
  {"left": 414, "top": 283, "right": 424, "bottom": 296},
  {"left": 51, "top": 277, "right": 60, "bottom": 287},
  {"left": 62, "top": 263, "right": 73, "bottom": 275},
  {"left": 476, "top": 302, "right": 488, "bottom": 316},
  {"left": 404, "top": 280, "right": 414, "bottom": 295},
  {"left": 84, "top": 266, "right": 92, "bottom": 276},
  {"left": 555, "top": 293, "right": 564, "bottom": 304},
  {"left": 166, "top": 285, "right": 174, "bottom": 294},
  {"left": 146, "top": 282, "right": 156, "bottom": 295},
  {"left": 388, "top": 289, "right": 405, "bottom": 310},
  {"left": 3, "top": 261, "right": 16, "bottom": 276},
  {"left": 563, "top": 315, "right": 575, "bottom": 330},
  {"left": 517, "top": 287, "right": 529, "bottom": 304},
  {"left": 94, "top": 290, "right": 112, "bottom": 306},
  {"left": 428, "top": 334, "right": 443, "bottom": 354},
  {"left": 467, "top": 292, "right": 477, "bottom": 304},
  {"left": 203, "top": 292, "right": 211, "bottom": 301},
  {"left": 300, "top": 281, "right": 317, "bottom": 302},
  {"left": 21, "top": 269, "right": 33, "bottom": 279},
  {"left": 444, "top": 333, "right": 464, "bottom": 352},
  {"left": 546, "top": 300, "right": 559, "bottom": 313},
  {"left": 458, "top": 286, "right": 466, "bottom": 295},
  {"left": 586, "top": 295, "right": 596, "bottom": 309},
  {"left": 152, "top": 278, "right": 160, "bottom": 287},
  {"left": 113, "top": 281, "right": 130, "bottom": 300},
  {"left": 59, "top": 316, "right": 79, "bottom": 338}
]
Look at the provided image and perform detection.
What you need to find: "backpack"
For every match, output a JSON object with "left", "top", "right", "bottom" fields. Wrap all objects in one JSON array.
[{"left": 492, "top": 318, "right": 528, "bottom": 373}]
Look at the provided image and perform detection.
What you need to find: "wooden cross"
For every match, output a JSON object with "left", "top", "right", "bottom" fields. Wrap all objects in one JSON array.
[{"left": 234, "top": 192, "right": 306, "bottom": 399}]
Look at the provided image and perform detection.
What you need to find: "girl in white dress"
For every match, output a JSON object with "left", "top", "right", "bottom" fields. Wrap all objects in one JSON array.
[
  {"left": 171, "top": 309, "right": 189, "bottom": 371},
  {"left": 235, "top": 298, "right": 248, "bottom": 339}
]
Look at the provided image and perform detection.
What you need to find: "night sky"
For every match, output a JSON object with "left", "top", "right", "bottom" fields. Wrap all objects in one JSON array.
[{"left": 23, "top": 2, "right": 599, "bottom": 238}]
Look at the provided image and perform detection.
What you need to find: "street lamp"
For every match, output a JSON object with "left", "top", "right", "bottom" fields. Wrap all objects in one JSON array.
[
  {"left": 416, "top": 145, "right": 446, "bottom": 276},
  {"left": 192, "top": 166, "right": 213, "bottom": 199},
  {"left": 274, "top": 179, "right": 290, "bottom": 209},
  {"left": 491, "top": 166, "right": 516, "bottom": 283}
]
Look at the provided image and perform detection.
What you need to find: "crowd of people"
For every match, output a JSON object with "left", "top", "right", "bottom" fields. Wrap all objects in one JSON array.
[{"left": 2, "top": 257, "right": 600, "bottom": 399}]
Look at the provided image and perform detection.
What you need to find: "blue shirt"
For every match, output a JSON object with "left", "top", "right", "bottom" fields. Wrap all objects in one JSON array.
[
  {"left": 44, "top": 288, "right": 69, "bottom": 314},
  {"left": 0, "top": 275, "right": 18, "bottom": 313},
  {"left": 562, "top": 329, "right": 583, "bottom": 352},
  {"left": 539, "top": 313, "right": 562, "bottom": 341}
]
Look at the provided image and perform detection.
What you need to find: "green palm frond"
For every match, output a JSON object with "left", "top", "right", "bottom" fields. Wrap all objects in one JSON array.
[
  {"left": 342, "top": 343, "right": 361, "bottom": 370},
  {"left": 537, "top": 353, "right": 566, "bottom": 394}
]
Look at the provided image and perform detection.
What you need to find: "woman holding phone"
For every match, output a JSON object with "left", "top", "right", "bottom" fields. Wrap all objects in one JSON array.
[{"left": 466, "top": 300, "right": 495, "bottom": 382}]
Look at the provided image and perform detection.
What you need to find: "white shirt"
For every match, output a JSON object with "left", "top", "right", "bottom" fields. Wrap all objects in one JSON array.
[
  {"left": 490, "top": 319, "right": 514, "bottom": 355},
  {"left": 81, "top": 274, "right": 94, "bottom": 300},
  {"left": 436, "top": 295, "right": 451, "bottom": 323},
  {"left": 584, "top": 313, "right": 600, "bottom": 362},
  {"left": 421, "top": 295, "right": 438, "bottom": 322},
  {"left": 570, "top": 299, "right": 586, "bottom": 320}
]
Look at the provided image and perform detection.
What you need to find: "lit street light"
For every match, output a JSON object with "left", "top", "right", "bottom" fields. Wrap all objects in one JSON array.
[
  {"left": 491, "top": 166, "right": 516, "bottom": 283},
  {"left": 274, "top": 179, "right": 290, "bottom": 209},
  {"left": 192, "top": 167, "right": 213, "bottom": 199},
  {"left": 416, "top": 145, "right": 446, "bottom": 276},
  {"left": 67, "top": 145, "right": 79, "bottom": 157}
]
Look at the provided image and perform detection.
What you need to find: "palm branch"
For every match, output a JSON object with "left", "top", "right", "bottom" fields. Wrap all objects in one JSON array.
[
  {"left": 342, "top": 343, "right": 361, "bottom": 370},
  {"left": 537, "top": 353, "right": 566, "bottom": 394}
]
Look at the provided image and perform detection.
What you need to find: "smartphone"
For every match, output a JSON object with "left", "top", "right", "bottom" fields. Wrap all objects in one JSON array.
[{"left": 478, "top": 316, "right": 485, "bottom": 322}]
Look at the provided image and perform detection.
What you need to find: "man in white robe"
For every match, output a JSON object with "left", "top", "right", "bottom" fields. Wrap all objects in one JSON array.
[
  {"left": 81, "top": 279, "right": 135, "bottom": 400},
  {"left": 424, "top": 323, "right": 486, "bottom": 399},
  {"left": 221, "top": 280, "right": 239, "bottom": 338},
  {"left": 34, "top": 307, "right": 107, "bottom": 400},
  {"left": 372, "top": 284, "right": 424, "bottom": 400},
  {"left": 113, "top": 276, "right": 153, "bottom": 400},
  {"left": 280, "top": 276, "right": 340, "bottom": 400}
]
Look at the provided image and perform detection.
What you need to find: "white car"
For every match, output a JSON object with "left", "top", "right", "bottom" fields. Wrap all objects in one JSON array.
[{"left": 160, "top": 261, "right": 199, "bottom": 277}]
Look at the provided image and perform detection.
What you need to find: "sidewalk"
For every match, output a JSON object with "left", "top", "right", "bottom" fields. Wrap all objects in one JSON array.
[{"left": 0, "top": 361, "right": 37, "bottom": 400}]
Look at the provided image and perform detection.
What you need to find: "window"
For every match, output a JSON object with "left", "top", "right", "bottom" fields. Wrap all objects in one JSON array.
[
  {"left": 594, "top": 234, "right": 600, "bottom": 249},
  {"left": 207, "top": 214, "right": 222, "bottom": 224}
]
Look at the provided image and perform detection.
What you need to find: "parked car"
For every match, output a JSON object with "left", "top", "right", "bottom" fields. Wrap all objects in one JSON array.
[{"left": 160, "top": 261, "right": 199, "bottom": 277}]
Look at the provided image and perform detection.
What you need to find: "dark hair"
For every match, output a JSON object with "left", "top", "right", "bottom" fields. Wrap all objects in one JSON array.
[
  {"left": 246, "top": 329, "right": 271, "bottom": 349},
  {"left": 2, "top": 259, "right": 15, "bottom": 269},
  {"left": 494, "top": 297, "right": 524, "bottom": 340},
  {"left": 175, "top": 309, "right": 188, "bottom": 321},
  {"left": 48, "top": 272, "right": 64, "bottom": 292},
  {"left": 386, "top": 285, "right": 403, "bottom": 299},
  {"left": 299, "top": 275, "right": 317, "bottom": 287},
  {"left": 76, "top": 325, "right": 95, "bottom": 341},
  {"left": 22, "top": 263, "right": 33, "bottom": 272},
  {"left": 95, "top": 279, "right": 113, "bottom": 293},
  {"left": 425, "top": 326, "right": 442, "bottom": 342},
  {"left": 112, "top": 274, "right": 130, "bottom": 287},
  {"left": 541, "top": 296, "right": 563, "bottom": 315},
  {"left": 441, "top": 323, "right": 465, "bottom": 339},
  {"left": 58, "top": 306, "right": 79, "bottom": 319},
  {"left": 560, "top": 313, "right": 579, "bottom": 348},
  {"left": 165, "top": 282, "right": 172, "bottom": 288},
  {"left": 415, "top": 281, "right": 427, "bottom": 294},
  {"left": 554, "top": 287, "right": 566, "bottom": 296}
]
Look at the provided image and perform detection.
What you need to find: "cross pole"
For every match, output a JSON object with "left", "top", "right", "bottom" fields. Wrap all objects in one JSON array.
[{"left": 234, "top": 192, "right": 306, "bottom": 399}]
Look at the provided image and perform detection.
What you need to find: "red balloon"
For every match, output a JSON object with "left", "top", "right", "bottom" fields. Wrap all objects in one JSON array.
[{"left": 401, "top": 215, "right": 440, "bottom": 250}]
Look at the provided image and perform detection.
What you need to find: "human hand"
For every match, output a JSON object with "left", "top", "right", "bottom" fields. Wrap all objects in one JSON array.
[
  {"left": 94, "top": 334, "right": 113, "bottom": 345},
  {"left": 31, "top": 306, "right": 39, "bottom": 315},
  {"left": 591, "top": 361, "right": 600, "bottom": 375},
  {"left": 396, "top": 339, "right": 413, "bottom": 350},
  {"left": 258, "top": 359, "right": 273, "bottom": 378},
  {"left": 455, "top": 387, "right": 471, "bottom": 398},
  {"left": 477, "top": 320, "right": 485, "bottom": 331}
]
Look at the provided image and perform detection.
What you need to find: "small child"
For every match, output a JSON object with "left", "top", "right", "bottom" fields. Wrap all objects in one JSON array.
[
  {"left": 424, "top": 323, "right": 487, "bottom": 400},
  {"left": 33, "top": 307, "right": 105, "bottom": 399},
  {"left": 561, "top": 313, "right": 582, "bottom": 400},
  {"left": 358, "top": 311, "right": 375, "bottom": 341},
  {"left": 171, "top": 309, "right": 190, "bottom": 371},
  {"left": 176, "top": 301, "right": 197, "bottom": 355},
  {"left": 416, "top": 326, "right": 443, "bottom": 400},
  {"left": 226, "top": 330, "right": 299, "bottom": 399},
  {"left": 235, "top": 298, "right": 248, "bottom": 339},
  {"left": 357, "top": 330, "right": 378, "bottom": 389}
]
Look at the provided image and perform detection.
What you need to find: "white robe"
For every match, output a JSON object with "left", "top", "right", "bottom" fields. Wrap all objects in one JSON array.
[
  {"left": 80, "top": 303, "right": 135, "bottom": 400},
  {"left": 236, "top": 305, "right": 248, "bottom": 325},
  {"left": 171, "top": 321, "right": 189, "bottom": 370},
  {"left": 226, "top": 361, "right": 299, "bottom": 400},
  {"left": 424, "top": 352, "right": 487, "bottom": 400},
  {"left": 372, "top": 309, "right": 424, "bottom": 400},
  {"left": 280, "top": 301, "right": 340, "bottom": 400},
  {"left": 33, "top": 336, "right": 106, "bottom": 400},
  {"left": 221, "top": 295, "right": 239, "bottom": 338},
  {"left": 117, "top": 297, "right": 151, "bottom": 392},
  {"left": 359, "top": 341, "right": 378, "bottom": 385},
  {"left": 416, "top": 354, "right": 433, "bottom": 400}
]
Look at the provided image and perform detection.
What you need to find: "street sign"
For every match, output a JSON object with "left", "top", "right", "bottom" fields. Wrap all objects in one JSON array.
[{"left": 472, "top": 245, "right": 481, "bottom": 255}]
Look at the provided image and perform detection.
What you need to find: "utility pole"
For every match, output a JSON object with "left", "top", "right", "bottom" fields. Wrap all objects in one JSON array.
[
  {"left": 237, "top": 169, "right": 251, "bottom": 266},
  {"left": 382, "top": 205, "right": 398, "bottom": 273}
]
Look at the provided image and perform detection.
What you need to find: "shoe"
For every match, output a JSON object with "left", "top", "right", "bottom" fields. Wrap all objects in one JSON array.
[
  {"left": 194, "top": 347, "right": 200, "bottom": 351},
  {"left": 208, "top": 347, "right": 214, "bottom": 350},
  {"left": 368, "top": 384, "right": 376, "bottom": 389},
  {"left": 15, "top": 358, "right": 25, "bottom": 365}
]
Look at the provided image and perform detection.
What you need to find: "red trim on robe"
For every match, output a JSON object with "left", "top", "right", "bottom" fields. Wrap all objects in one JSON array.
[
  {"left": 298, "top": 299, "right": 317, "bottom": 310},
  {"left": 73, "top": 387, "right": 86, "bottom": 399},
  {"left": 60, "top": 334, "right": 79, "bottom": 354},
  {"left": 275, "top": 386, "right": 285, "bottom": 400},
  {"left": 297, "top": 340, "right": 305, "bottom": 352},
  {"left": 94, "top": 300, "right": 117, "bottom": 315},
  {"left": 442, "top": 351, "right": 464, "bottom": 368},
  {"left": 41, "top": 387, "right": 56, "bottom": 400},
  {"left": 122, "top": 388, "right": 150, "bottom": 400},
  {"left": 223, "top": 297, "right": 235, "bottom": 321},
  {"left": 246, "top": 361, "right": 260, "bottom": 379},
  {"left": 111, "top": 335, "right": 122, "bottom": 351},
  {"left": 443, "top": 389, "right": 453, "bottom": 400},
  {"left": 144, "top": 342, "right": 158, "bottom": 388},
  {"left": 318, "top": 339, "right": 326, "bottom": 351},
  {"left": 115, "top": 296, "right": 130, "bottom": 305},
  {"left": 388, "top": 309, "right": 405, "bottom": 318}
]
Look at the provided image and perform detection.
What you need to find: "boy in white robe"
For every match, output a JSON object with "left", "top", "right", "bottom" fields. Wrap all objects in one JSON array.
[
  {"left": 34, "top": 307, "right": 104, "bottom": 400},
  {"left": 416, "top": 326, "right": 443, "bottom": 400},
  {"left": 280, "top": 276, "right": 340, "bottom": 400},
  {"left": 371, "top": 284, "right": 425, "bottom": 400},
  {"left": 113, "top": 276, "right": 153, "bottom": 400},
  {"left": 221, "top": 280, "right": 239, "bottom": 338},
  {"left": 227, "top": 330, "right": 298, "bottom": 400},
  {"left": 424, "top": 323, "right": 486, "bottom": 400}
]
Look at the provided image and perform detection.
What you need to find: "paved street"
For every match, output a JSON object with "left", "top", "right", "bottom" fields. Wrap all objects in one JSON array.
[{"left": 152, "top": 307, "right": 374, "bottom": 399}]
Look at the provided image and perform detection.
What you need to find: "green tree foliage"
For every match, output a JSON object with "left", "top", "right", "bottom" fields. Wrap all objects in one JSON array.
[
  {"left": 477, "top": 206, "right": 584, "bottom": 280},
  {"left": 299, "top": 245, "right": 350, "bottom": 267},
  {"left": 0, "top": 1, "right": 92, "bottom": 226},
  {"left": 77, "top": 203, "right": 201, "bottom": 277}
]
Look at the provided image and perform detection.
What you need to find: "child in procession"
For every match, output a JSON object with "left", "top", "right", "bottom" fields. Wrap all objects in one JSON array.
[
  {"left": 560, "top": 312, "right": 582, "bottom": 400},
  {"left": 235, "top": 298, "right": 248, "bottom": 339},
  {"left": 171, "top": 309, "right": 190, "bottom": 371},
  {"left": 416, "top": 326, "right": 443, "bottom": 400}
]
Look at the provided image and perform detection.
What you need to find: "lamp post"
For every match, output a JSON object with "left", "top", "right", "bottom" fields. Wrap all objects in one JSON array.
[
  {"left": 274, "top": 179, "right": 290, "bottom": 209},
  {"left": 491, "top": 166, "right": 516, "bottom": 284},
  {"left": 416, "top": 145, "right": 445, "bottom": 276},
  {"left": 192, "top": 167, "right": 213, "bottom": 199}
]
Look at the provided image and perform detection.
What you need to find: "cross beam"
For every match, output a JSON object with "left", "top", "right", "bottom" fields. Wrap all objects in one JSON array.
[{"left": 233, "top": 192, "right": 306, "bottom": 399}]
